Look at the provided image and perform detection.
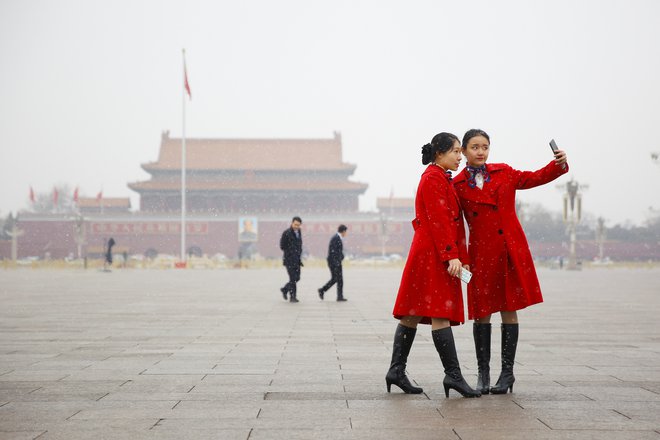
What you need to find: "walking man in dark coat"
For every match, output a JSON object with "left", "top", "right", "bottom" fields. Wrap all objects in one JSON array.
[
  {"left": 280, "top": 216, "right": 303, "bottom": 303},
  {"left": 103, "top": 237, "right": 116, "bottom": 272},
  {"left": 318, "top": 224, "right": 348, "bottom": 302}
]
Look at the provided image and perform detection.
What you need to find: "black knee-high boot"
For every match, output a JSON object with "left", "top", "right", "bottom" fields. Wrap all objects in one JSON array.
[
  {"left": 432, "top": 327, "right": 481, "bottom": 398},
  {"left": 490, "top": 323, "right": 519, "bottom": 394},
  {"left": 385, "top": 324, "right": 423, "bottom": 394},
  {"left": 473, "top": 323, "right": 491, "bottom": 394}
]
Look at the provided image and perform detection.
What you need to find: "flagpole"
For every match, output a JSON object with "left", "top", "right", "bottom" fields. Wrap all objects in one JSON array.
[{"left": 181, "top": 48, "right": 187, "bottom": 264}]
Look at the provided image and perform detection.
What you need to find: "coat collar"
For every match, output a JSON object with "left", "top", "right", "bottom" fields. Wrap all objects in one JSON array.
[
  {"left": 423, "top": 163, "right": 452, "bottom": 181},
  {"left": 453, "top": 163, "right": 508, "bottom": 206}
]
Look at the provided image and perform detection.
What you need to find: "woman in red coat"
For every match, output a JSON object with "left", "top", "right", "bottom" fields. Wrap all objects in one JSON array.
[
  {"left": 386, "top": 132, "right": 480, "bottom": 398},
  {"left": 453, "top": 129, "right": 569, "bottom": 395}
]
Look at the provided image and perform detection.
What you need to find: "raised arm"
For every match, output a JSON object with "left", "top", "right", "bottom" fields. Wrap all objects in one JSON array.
[{"left": 514, "top": 152, "right": 569, "bottom": 190}]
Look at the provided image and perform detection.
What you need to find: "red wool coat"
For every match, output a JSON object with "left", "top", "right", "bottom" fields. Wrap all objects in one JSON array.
[
  {"left": 453, "top": 161, "right": 569, "bottom": 320},
  {"left": 392, "top": 165, "right": 469, "bottom": 325}
]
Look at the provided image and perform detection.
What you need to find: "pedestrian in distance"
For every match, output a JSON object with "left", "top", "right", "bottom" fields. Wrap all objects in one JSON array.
[
  {"left": 103, "top": 237, "right": 115, "bottom": 272},
  {"left": 318, "top": 224, "right": 348, "bottom": 302},
  {"left": 279, "top": 216, "right": 303, "bottom": 303},
  {"left": 387, "top": 132, "right": 480, "bottom": 398},
  {"left": 453, "top": 129, "right": 569, "bottom": 395}
]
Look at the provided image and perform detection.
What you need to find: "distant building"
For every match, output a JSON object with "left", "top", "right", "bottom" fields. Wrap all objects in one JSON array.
[
  {"left": 78, "top": 197, "right": 131, "bottom": 215},
  {"left": 2, "top": 132, "right": 413, "bottom": 260},
  {"left": 129, "top": 131, "right": 367, "bottom": 214}
]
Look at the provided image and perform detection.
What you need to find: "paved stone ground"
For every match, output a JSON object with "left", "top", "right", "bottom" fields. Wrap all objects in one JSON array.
[{"left": 0, "top": 266, "right": 659, "bottom": 440}]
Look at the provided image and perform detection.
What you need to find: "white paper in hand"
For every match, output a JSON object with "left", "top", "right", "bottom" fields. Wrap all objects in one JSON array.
[{"left": 460, "top": 269, "right": 473, "bottom": 284}]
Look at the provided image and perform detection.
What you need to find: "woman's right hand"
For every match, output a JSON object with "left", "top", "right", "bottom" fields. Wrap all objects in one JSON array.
[
  {"left": 554, "top": 149, "right": 568, "bottom": 166},
  {"left": 447, "top": 258, "right": 462, "bottom": 278}
]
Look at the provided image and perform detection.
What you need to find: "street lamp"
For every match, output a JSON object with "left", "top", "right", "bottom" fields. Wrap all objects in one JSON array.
[
  {"left": 6, "top": 213, "right": 24, "bottom": 262},
  {"left": 73, "top": 212, "right": 87, "bottom": 261},
  {"left": 559, "top": 178, "right": 587, "bottom": 270},
  {"left": 596, "top": 217, "right": 607, "bottom": 262},
  {"left": 379, "top": 211, "right": 389, "bottom": 258}
]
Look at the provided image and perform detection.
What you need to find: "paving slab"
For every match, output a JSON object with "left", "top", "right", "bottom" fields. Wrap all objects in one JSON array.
[
  {"left": 0, "top": 267, "right": 659, "bottom": 439},
  {"left": 0, "top": 432, "right": 47, "bottom": 440}
]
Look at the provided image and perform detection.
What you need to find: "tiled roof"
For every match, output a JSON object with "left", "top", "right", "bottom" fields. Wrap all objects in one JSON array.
[
  {"left": 143, "top": 131, "right": 355, "bottom": 171},
  {"left": 128, "top": 180, "right": 368, "bottom": 193},
  {"left": 376, "top": 197, "right": 414, "bottom": 209},
  {"left": 78, "top": 197, "right": 131, "bottom": 208}
]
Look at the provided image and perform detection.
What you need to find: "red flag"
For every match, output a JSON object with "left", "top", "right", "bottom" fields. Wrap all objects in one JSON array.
[
  {"left": 53, "top": 187, "right": 59, "bottom": 205},
  {"left": 29, "top": 186, "right": 35, "bottom": 203},
  {"left": 73, "top": 187, "right": 79, "bottom": 204},
  {"left": 96, "top": 190, "right": 103, "bottom": 201},
  {"left": 184, "top": 53, "right": 191, "bottom": 100}
]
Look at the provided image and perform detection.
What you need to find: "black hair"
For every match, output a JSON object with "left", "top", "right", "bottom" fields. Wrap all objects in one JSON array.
[
  {"left": 337, "top": 224, "right": 348, "bottom": 233},
  {"left": 421, "top": 132, "right": 460, "bottom": 165},
  {"left": 462, "top": 129, "right": 490, "bottom": 148},
  {"left": 292, "top": 216, "right": 302, "bottom": 224}
]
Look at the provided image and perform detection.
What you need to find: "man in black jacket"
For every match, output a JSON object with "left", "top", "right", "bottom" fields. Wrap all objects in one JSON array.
[
  {"left": 318, "top": 224, "right": 348, "bottom": 302},
  {"left": 103, "top": 237, "right": 116, "bottom": 272},
  {"left": 279, "top": 216, "right": 303, "bottom": 303}
]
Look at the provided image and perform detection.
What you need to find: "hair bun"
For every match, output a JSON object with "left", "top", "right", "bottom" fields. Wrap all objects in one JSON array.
[{"left": 421, "top": 143, "right": 433, "bottom": 165}]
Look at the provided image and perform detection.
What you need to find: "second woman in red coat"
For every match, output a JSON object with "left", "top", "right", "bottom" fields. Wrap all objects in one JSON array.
[
  {"left": 453, "top": 129, "right": 569, "bottom": 395},
  {"left": 386, "top": 132, "right": 480, "bottom": 398}
]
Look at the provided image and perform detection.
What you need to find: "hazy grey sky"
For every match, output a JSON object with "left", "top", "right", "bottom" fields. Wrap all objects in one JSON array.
[{"left": 1, "top": 0, "right": 659, "bottom": 226}]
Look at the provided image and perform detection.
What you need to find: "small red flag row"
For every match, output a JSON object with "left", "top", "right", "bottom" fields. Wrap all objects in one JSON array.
[{"left": 29, "top": 186, "right": 103, "bottom": 205}]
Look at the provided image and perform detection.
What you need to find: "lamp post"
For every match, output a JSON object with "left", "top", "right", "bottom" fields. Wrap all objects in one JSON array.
[
  {"left": 6, "top": 214, "right": 24, "bottom": 262},
  {"left": 596, "top": 217, "right": 606, "bottom": 262},
  {"left": 73, "top": 212, "right": 87, "bottom": 260},
  {"left": 379, "top": 211, "right": 389, "bottom": 258},
  {"left": 560, "top": 179, "right": 586, "bottom": 270}
]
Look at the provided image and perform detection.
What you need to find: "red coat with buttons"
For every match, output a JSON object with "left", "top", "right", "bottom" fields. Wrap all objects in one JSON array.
[
  {"left": 392, "top": 164, "right": 469, "bottom": 325},
  {"left": 453, "top": 161, "right": 569, "bottom": 320}
]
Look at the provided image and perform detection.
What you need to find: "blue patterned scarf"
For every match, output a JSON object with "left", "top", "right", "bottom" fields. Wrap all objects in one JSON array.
[{"left": 466, "top": 165, "right": 490, "bottom": 188}]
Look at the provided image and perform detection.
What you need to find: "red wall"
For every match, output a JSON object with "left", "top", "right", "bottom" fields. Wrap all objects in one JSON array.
[{"left": 1, "top": 216, "right": 413, "bottom": 260}]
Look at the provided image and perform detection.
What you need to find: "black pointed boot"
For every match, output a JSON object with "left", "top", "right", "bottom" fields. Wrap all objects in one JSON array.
[
  {"left": 473, "top": 323, "right": 491, "bottom": 395},
  {"left": 490, "top": 323, "right": 519, "bottom": 394},
  {"left": 385, "top": 324, "right": 423, "bottom": 394},
  {"left": 289, "top": 290, "right": 299, "bottom": 303},
  {"left": 431, "top": 327, "right": 480, "bottom": 398}
]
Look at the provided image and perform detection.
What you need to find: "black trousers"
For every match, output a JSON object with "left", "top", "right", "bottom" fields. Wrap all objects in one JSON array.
[
  {"left": 283, "top": 265, "right": 301, "bottom": 296},
  {"left": 321, "top": 263, "right": 343, "bottom": 298}
]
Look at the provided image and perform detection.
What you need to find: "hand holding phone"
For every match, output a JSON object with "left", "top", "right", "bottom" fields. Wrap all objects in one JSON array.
[
  {"left": 550, "top": 139, "right": 567, "bottom": 169},
  {"left": 460, "top": 268, "right": 472, "bottom": 284}
]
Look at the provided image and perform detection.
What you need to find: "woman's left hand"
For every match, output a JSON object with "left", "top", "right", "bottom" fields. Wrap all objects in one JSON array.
[
  {"left": 447, "top": 258, "right": 462, "bottom": 278},
  {"left": 554, "top": 149, "right": 568, "bottom": 166}
]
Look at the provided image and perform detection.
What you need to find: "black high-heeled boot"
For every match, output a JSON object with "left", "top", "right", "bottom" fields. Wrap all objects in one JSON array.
[
  {"left": 473, "top": 323, "right": 491, "bottom": 394},
  {"left": 385, "top": 324, "right": 423, "bottom": 394},
  {"left": 431, "top": 327, "right": 481, "bottom": 398},
  {"left": 490, "top": 323, "right": 519, "bottom": 394}
]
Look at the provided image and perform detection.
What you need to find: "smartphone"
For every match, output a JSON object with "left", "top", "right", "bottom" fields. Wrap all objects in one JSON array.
[
  {"left": 460, "top": 268, "right": 472, "bottom": 284},
  {"left": 550, "top": 138, "right": 566, "bottom": 169},
  {"left": 549, "top": 139, "right": 559, "bottom": 154}
]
